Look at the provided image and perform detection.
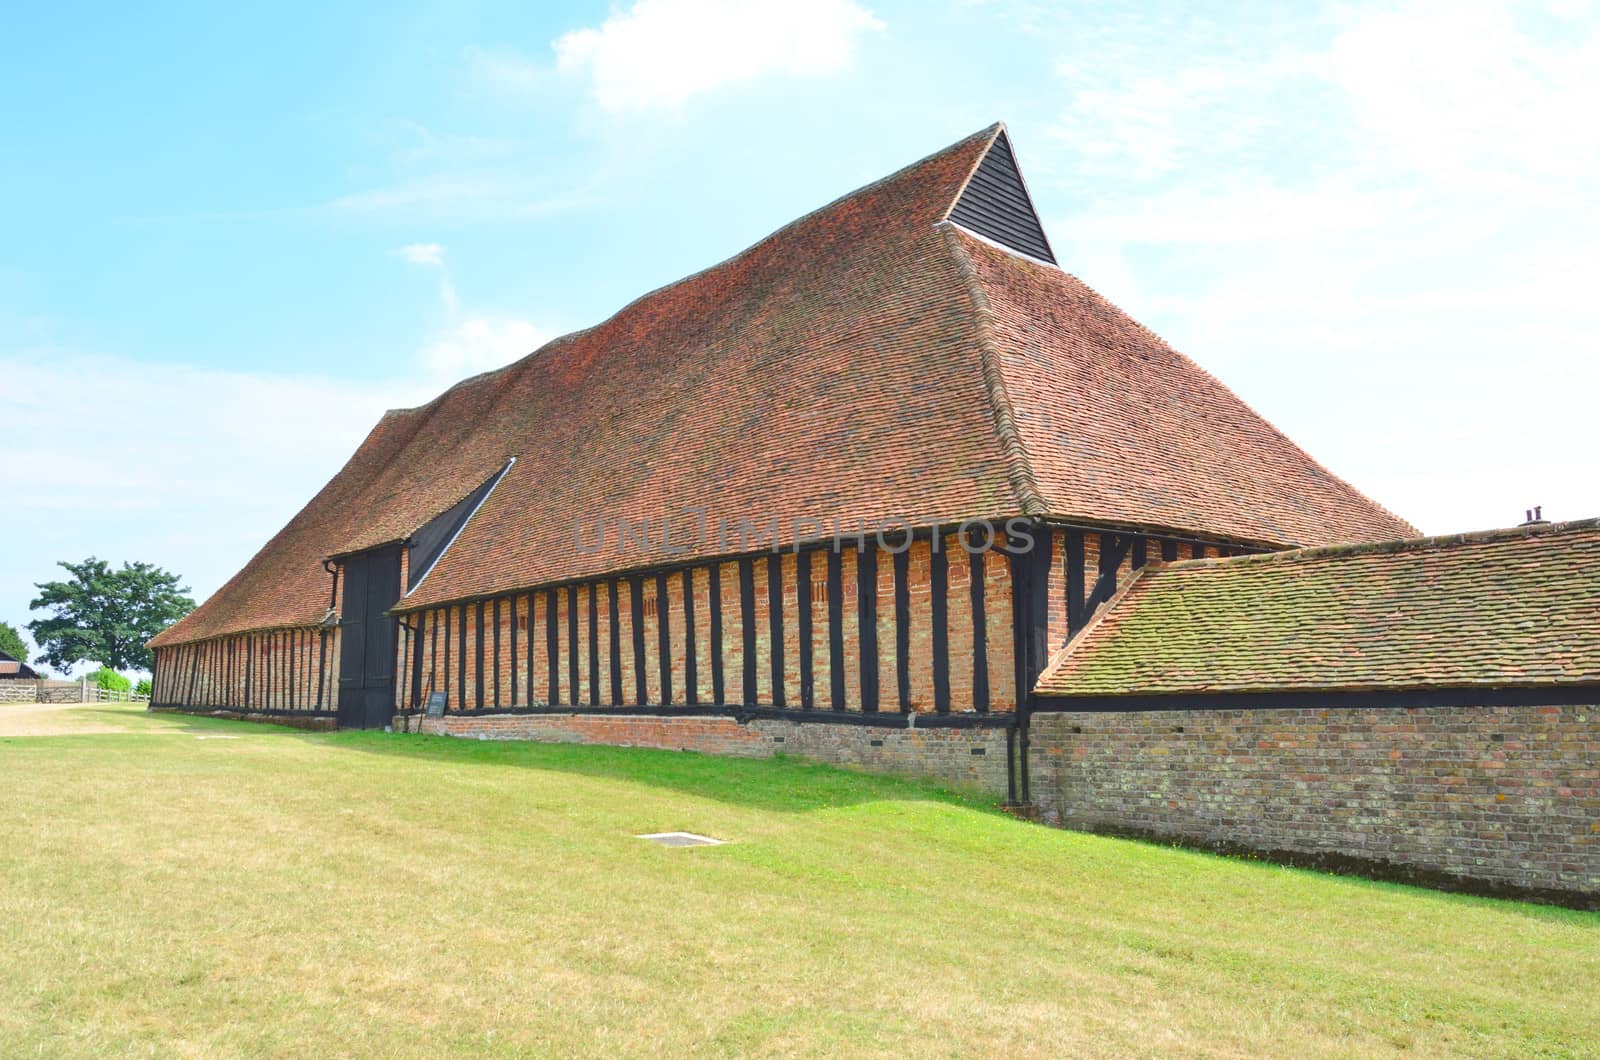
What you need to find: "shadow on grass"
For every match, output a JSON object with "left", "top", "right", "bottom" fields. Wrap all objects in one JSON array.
[
  {"left": 321, "top": 731, "right": 1594, "bottom": 919},
  {"left": 83, "top": 706, "right": 237, "bottom": 732},
  {"left": 330, "top": 728, "right": 1007, "bottom": 816},
  {"left": 94, "top": 706, "right": 318, "bottom": 737},
  {"left": 14, "top": 707, "right": 986, "bottom": 815}
]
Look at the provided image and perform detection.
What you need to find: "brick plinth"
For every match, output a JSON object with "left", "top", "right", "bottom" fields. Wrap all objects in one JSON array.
[
  {"left": 409, "top": 712, "right": 1011, "bottom": 794},
  {"left": 1030, "top": 705, "right": 1599, "bottom": 899}
]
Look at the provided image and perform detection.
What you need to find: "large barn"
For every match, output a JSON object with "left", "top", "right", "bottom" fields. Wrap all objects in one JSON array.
[
  {"left": 147, "top": 122, "right": 1600, "bottom": 901},
  {"left": 148, "top": 122, "right": 1417, "bottom": 785}
]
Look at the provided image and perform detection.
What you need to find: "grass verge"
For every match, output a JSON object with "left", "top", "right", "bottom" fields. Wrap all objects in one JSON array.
[{"left": 1, "top": 704, "right": 1595, "bottom": 1057}]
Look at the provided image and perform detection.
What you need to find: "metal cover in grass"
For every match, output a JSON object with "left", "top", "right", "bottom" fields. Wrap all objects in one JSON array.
[{"left": 636, "top": 832, "right": 725, "bottom": 847}]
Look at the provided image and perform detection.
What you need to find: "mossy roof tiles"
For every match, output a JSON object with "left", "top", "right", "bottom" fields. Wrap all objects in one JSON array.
[{"left": 1036, "top": 519, "right": 1600, "bottom": 697}]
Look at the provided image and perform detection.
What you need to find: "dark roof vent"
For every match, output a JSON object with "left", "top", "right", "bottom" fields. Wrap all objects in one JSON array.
[
  {"left": 947, "top": 130, "right": 1055, "bottom": 264},
  {"left": 1520, "top": 506, "right": 1548, "bottom": 526}
]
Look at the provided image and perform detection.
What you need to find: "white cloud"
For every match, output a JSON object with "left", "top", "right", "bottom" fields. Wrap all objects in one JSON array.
[
  {"left": 399, "top": 242, "right": 445, "bottom": 266},
  {"left": 402, "top": 247, "right": 546, "bottom": 385},
  {"left": 1040, "top": 0, "right": 1600, "bottom": 536},
  {"left": 1319, "top": 2, "right": 1600, "bottom": 193},
  {"left": 554, "top": 0, "right": 884, "bottom": 112},
  {"left": 0, "top": 316, "right": 548, "bottom": 660},
  {"left": 0, "top": 352, "right": 415, "bottom": 670},
  {"left": 420, "top": 316, "right": 546, "bottom": 384},
  {"left": 0, "top": 241, "right": 552, "bottom": 652},
  {"left": 321, "top": 178, "right": 597, "bottom": 222}
]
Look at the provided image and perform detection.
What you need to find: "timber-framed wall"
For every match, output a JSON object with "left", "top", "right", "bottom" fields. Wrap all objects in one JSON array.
[
  {"left": 150, "top": 624, "right": 337, "bottom": 723},
  {"left": 150, "top": 522, "right": 1246, "bottom": 783},
  {"left": 385, "top": 524, "right": 1242, "bottom": 722}
]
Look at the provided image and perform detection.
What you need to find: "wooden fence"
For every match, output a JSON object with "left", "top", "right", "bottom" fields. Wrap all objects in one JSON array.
[{"left": 0, "top": 680, "right": 150, "bottom": 705}]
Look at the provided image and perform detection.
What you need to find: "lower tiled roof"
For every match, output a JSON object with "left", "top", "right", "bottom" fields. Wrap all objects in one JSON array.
[{"left": 1036, "top": 519, "right": 1600, "bottom": 697}]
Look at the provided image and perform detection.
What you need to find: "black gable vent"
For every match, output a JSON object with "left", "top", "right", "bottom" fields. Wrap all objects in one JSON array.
[{"left": 947, "top": 131, "right": 1055, "bottom": 264}]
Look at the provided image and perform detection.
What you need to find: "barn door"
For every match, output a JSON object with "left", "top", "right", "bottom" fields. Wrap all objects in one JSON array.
[{"left": 336, "top": 545, "right": 403, "bottom": 729}]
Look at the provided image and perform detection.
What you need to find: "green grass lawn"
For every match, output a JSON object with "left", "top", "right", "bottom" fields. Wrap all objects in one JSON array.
[{"left": 2, "top": 704, "right": 1596, "bottom": 1058}]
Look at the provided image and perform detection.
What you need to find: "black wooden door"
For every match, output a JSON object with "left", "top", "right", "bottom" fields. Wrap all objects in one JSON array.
[{"left": 336, "top": 546, "right": 403, "bottom": 729}]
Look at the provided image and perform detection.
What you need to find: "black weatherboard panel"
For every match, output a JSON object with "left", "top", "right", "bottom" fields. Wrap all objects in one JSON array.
[{"left": 947, "top": 131, "right": 1055, "bottom": 264}]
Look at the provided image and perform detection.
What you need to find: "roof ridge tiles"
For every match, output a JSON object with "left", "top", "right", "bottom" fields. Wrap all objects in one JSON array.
[
  {"left": 937, "top": 123, "right": 1006, "bottom": 225},
  {"left": 941, "top": 223, "right": 1046, "bottom": 516},
  {"left": 950, "top": 229, "right": 1419, "bottom": 545}
]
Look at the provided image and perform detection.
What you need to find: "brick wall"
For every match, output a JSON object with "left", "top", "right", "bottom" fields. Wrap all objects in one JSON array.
[
  {"left": 408, "top": 711, "right": 1011, "bottom": 793},
  {"left": 1030, "top": 705, "right": 1600, "bottom": 898}
]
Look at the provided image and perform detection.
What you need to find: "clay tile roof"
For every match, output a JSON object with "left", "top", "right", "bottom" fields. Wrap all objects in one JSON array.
[
  {"left": 1035, "top": 518, "right": 1600, "bottom": 697},
  {"left": 948, "top": 229, "right": 1414, "bottom": 546},
  {"left": 152, "top": 123, "right": 1416, "bottom": 648}
]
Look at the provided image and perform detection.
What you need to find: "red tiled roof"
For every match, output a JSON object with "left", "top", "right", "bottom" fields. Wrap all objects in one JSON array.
[
  {"left": 1035, "top": 519, "right": 1600, "bottom": 697},
  {"left": 152, "top": 123, "right": 1414, "bottom": 648}
]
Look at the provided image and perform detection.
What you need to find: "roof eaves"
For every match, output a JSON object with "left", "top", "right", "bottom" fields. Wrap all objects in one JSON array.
[
  {"left": 944, "top": 220, "right": 1061, "bottom": 271},
  {"left": 1035, "top": 513, "right": 1288, "bottom": 553},
  {"left": 327, "top": 538, "right": 410, "bottom": 562},
  {"left": 1155, "top": 516, "right": 1600, "bottom": 575}
]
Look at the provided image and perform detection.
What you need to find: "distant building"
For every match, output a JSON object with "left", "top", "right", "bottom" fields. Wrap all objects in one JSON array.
[{"left": 0, "top": 648, "right": 39, "bottom": 679}]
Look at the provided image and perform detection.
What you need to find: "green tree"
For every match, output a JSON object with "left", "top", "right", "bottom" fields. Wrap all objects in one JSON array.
[
  {"left": 28, "top": 559, "right": 194, "bottom": 673},
  {"left": 0, "top": 620, "right": 26, "bottom": 663},
  {"left": 88, "top": 667, "right": 131, "bottom": 693}
]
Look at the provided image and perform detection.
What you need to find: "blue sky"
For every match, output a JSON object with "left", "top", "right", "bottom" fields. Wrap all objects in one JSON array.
[{"left": 3, "top": 0, "right": 1597, "bottom": 669}]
